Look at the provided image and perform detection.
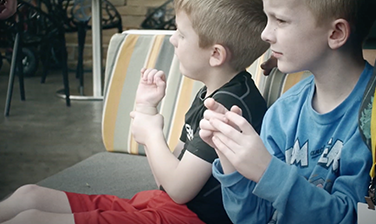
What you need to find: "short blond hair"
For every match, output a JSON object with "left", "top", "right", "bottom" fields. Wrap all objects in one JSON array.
[
  {"left": 304, "top": 0, "right": 376, "bottom": 43},
  {"left": 174, "top": 0, "right": 269, "bottom": 72}
]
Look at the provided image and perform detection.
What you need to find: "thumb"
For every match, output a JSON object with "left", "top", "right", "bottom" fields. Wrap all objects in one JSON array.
[
  {"left": 204, "top": 98, "right": 229, "bottom": 115},
  {"left": 230, "top": 105, "right": 242, "bottom": 116}
]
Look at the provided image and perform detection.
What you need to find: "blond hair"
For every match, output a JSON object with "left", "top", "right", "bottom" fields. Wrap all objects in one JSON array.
[
  {"left": 174, "top": 0, "right": 269, "bottom": 71},
  {"left": 304, "top": 0, "right": 376, "bottom": 43}
]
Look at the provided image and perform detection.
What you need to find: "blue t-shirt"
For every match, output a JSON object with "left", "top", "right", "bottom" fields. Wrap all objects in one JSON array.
[{"left": 213, "top": 62, "right": 374, "bottom": 224}]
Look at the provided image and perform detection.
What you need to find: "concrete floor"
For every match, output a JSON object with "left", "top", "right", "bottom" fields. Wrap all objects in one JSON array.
[{"left": 0, "top": 63, "right": 105, "bottom": 200}]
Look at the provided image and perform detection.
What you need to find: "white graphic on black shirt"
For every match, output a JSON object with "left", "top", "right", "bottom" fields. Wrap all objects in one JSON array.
[{"left": 185, "top": 124, "right": 194, "bottom": 141}]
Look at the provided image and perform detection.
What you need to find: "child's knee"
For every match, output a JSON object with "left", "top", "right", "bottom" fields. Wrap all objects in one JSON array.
[
  {"left": 13, "top": 185, "right": 44, "bottom": 206},
  {"left": 14, "top": 184, "right": 41, "bottom": 197},
  {"left": 5, "top": 209, "right": 41, "bottom": 224}
]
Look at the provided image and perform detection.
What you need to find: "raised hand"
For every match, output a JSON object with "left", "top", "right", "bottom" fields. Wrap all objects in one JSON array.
[
  {"left": 199, "top": 98, "right": 245, "bottom": 174},
  {"left": 208, "top": 109, "right": 272, "bottom": 182},
  {"left": 135, "top": 68, "right": 167, "bottom": 115},
  {"left": 199, "top": 98, "right": 242, "bottom": 148}
]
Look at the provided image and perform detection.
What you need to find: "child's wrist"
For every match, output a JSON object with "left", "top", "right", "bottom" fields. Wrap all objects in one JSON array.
[{"left": 135, "top": 104, "right": 158, "bottom": 115}]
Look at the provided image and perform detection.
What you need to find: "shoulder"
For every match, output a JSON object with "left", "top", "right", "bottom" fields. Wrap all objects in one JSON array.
[
  {"left": 209, "top": 71, "right": 267, "bottom": 131},
  {"left": 269, "top": 75, "right": 314, "bottom": 111},
  {"left": 212, "top": 71, "right": 266, "bottom": 109}
]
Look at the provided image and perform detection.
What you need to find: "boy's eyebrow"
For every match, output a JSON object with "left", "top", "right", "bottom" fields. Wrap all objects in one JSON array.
[
  {"left": 177, "top": 27, "right": 185, "bottom": 35},
  {"left": 264, "top": 10, "right": 276, "bottom": 18}
]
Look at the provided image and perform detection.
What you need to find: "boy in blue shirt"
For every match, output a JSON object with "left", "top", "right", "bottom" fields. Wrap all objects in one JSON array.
[
  {"left": 200, "top": 0, "right": 376, "bottom": 223},
  {"left": 0, "top": 0, "right": 269, "bottom": 223}
]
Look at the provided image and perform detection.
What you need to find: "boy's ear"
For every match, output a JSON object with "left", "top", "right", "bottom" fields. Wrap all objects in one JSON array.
[
  {"left": 328, "top": 18, "right": 351, "bottom": 49},
  {"left": 209, "top": 44, "right": 229, "bottom": 67}
]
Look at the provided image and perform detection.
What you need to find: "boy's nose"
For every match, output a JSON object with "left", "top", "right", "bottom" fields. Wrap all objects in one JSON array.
[
  {"left": 169, "top": 32, "right": 177, "bottom": 47},
  {"left": 261, "top": 23, "right": 274, "bottom": 43}
]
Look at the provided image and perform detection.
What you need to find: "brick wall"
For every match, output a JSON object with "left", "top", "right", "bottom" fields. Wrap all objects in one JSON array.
[{"left": 66, "top": 0, "right": 172, "bottom": 68}]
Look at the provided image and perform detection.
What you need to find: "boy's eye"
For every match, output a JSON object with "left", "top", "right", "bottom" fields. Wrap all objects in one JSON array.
[{"left": 276, "top": 18, "right": 286, "bottom": 24}]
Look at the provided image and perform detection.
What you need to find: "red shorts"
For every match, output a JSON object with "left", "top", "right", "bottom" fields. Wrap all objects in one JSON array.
[{"left": 65, "top": 189, "right": 205, "bottom": 224}]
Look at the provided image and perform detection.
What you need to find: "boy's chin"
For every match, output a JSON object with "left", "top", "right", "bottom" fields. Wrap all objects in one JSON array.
[{"left": 277, "top": 63, "right": 301, "bottom": 75}]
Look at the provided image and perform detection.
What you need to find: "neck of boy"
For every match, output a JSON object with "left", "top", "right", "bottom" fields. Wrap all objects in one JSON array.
[
  {"left": 204, "top": 67, "right": 239, "bottom": 97},
  {"left": 311, "top": 53, "right": 365, "bottom": 114}
]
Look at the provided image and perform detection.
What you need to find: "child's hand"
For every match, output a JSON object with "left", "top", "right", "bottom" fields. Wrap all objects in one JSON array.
[
  {"left": 199, "top": 98, "right": 242, "bottom": 148},
  {"left": 135, "top": 68, "right": 166, "bottom": 115},
  {"left": 130, "top": 111, "right": 164, "bottom": 146},
  {"left": 208, "top": 109, "right": 272, "bottom": 182},
  {"left": 200, "top": 98, "right": 244, "bottom": 174}
]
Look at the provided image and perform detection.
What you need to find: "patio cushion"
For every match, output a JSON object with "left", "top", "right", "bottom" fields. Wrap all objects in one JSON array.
[{"left": 102, "top": 30, "right": 203, "bottom": 155}]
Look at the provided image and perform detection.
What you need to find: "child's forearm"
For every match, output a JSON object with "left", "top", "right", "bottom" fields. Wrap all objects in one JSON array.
[
  {"left": 143, "top": 146, "right": 161, "bottom": 187},
  {"left": 143, "top": 133, "right": 192, "bottom": 203}
]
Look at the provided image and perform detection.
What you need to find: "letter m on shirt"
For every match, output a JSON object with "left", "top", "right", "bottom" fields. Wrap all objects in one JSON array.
[{"left": 286, "top": 140, "right": 308, "bottom": 167}]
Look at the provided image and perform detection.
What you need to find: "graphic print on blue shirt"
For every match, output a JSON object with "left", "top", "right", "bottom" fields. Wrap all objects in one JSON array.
[{"left": 286, "top": 137, "right": 342, "bottom": 192}]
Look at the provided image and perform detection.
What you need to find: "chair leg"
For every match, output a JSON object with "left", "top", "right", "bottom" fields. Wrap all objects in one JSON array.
[
  {"left": 17, "top": 47, "right": 25, "bottom": 101},
  {"left": 76, "top": 23, "right": 87, "bottom": 95},
  {"left": 60, "top": 34, "right": 70, "bottom": 107},
  {"left": 40, "top": 47, "right": 51, "bottom": 84},
  {"left": 4, "top": 33, "right": 21, "bottom": 116}
]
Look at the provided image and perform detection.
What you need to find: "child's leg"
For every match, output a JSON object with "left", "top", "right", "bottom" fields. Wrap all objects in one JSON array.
[
  {"left": 0, "top": 184, "right": 72, "bottom": 222},
  {"left": 1, "top": 210, "right": 74, "bottom": 224}
]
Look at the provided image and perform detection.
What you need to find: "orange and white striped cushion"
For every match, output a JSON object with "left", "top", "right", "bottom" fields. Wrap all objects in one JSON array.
[{"left": 102, "top": 30, "right": 203, "bottom": 155}]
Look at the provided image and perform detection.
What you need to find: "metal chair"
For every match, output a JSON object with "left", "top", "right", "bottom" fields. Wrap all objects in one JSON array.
[
  {"left": 40, "top": 0, "right": 122, "bottom": 96},
  {"left": 141, "top": 0, "right": 176, "bottom": 30},
  {"left": 3, "top": 1, "right": 70, "bottom": 116}
]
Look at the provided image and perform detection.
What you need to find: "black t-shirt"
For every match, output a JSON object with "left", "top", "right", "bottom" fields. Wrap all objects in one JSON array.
[{"left": 178, "top": 71, "right": 267, "bottom": 224}]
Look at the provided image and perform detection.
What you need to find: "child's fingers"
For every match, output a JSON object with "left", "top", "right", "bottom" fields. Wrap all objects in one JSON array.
[
  {"left": 230, "top": 105, "right": 242, "bottom": 116},
  {"left": 154, "top": 71, "right": 167, "bottom": 86},
  {"left": 225, "top": 111, "right": 256, "bottom": 136},
  {"left": 146, "top": 69, "right": 158, "bottom": 83},
  {"left": 203, "top": 109, "right": 228, "bottom": 123},
  {"left": 204, "top": 98, "right": 229, "bottom": 115},
  {"left": 141, "top": 68, "right": 156, "bottom": 83},
  {"left": 141, "top": 68, "right": 151, "bottom": 81},
  {"left": 209, "top": 117, "right": 243, "bottom": 142},
  {"left": 154, "top": 70, "right": 166, "bottom": 81},
  {"left": 212, "top": 133, "right": 237, "bottom": 158},
  {"left": 199, "top": 129, "right": 216, "bottom": 148},
  {"left": 200, "top": 118, "right": 218, "bottom": 132}
]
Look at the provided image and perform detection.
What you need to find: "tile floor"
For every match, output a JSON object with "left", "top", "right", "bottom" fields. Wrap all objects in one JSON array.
[{"left": 0, "top": 62, "right": 105, "bottom": 199}]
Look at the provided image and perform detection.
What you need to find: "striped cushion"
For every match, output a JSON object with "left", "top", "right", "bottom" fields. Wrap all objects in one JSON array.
[
  {"left": 102, "top": 30, "right": 204, "bottom": 155},
  {"left": 263, "top": 69, "right": 312, "bottom": 108}
]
